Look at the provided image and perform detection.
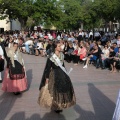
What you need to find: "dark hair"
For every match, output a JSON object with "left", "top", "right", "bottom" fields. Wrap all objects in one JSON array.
[
  {"left": 110, "top": 46, "right": 114, "bottom": 50},
  {"left": 48, "top": 41, "right": 60, "bottom": 57},
  {"left": 13, "top": 42, "right": 18, "bottom": 46},
  {"left": 104, "top": 44, "right": 108, "bottom": 48},
  {"left": 51, "top": 41, "right": 60, "bottom": 52},
  {"left": 94, "top": 43, "right": 98, "bottom": 47},
  {"left": 113, "top": 43, "right": 117, "bottom": 45}
]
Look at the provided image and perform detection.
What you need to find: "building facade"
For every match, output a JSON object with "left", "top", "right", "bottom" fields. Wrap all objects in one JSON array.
[{"left": 0, "top": 18, "right": 21, "bottom": 33}]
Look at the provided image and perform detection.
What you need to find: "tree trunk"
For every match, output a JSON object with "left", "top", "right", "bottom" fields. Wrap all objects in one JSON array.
[
  {"left": 81, "top": 22, "right": 84, "bottom": 30},
  {"left": 18, "top": 17, "right": 27, "bottom": 31},
  {"left": 105, "top": 21, "right": 108, "bottom": 32}
]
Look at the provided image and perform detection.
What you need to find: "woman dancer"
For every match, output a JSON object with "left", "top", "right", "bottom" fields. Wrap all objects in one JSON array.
[
  {"left": 2, "top": 43, "right": 28, "bottom": 95},
  {"left": 38, "top": 41, "right": 76, "bottom": 113},
  {"left": 0, "top": 45, "right": 4, "bottom": 83}
]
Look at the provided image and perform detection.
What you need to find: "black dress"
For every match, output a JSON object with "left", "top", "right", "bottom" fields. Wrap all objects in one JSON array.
[
  {"left": 0, "top": 58, "right": 4, "bottom": 72},
  {"left": 64, "top": 47, "right": 74, "bottom": 62},
  {"left": 0, "top": 45, "right": 5, "bottom": 72},
  {"left": 109, "top": 51, "right": 116, "bottom": 64},
  {"left": 39, "top": 55, "right": 76, "bottom": 110}
]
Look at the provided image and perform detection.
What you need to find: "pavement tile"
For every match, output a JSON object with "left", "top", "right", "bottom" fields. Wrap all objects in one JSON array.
[{"left": 0, "top": 54, "right": 119, "bottom": 120}]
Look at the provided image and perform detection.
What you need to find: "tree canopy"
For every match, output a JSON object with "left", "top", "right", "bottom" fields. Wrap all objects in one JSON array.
[{"left": 0, "top": 0, "right": 120, "bottom": 30}]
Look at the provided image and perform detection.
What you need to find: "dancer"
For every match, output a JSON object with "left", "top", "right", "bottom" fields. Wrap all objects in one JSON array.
[
  {"left": 38, "top": 41, "right": 76, "bottom": 113},
  {"left": 0, "top": 44, "right": 4, "bottom": 83},
  {"left": 2, "top": 43, "right": 28, "bottom": 95},
  {"left": 0, "top": 37, "right": 9, "bottom": 83}
]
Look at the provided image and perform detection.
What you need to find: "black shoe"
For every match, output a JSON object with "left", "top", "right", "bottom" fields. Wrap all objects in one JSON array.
[
  {"left": 0, "top": 80, "right": 2, "bottom": 83},
  {"left": 96, "top": 66, "right": 99, "bottom": 69},
  {"left": 67, "top": 60, "right": 71, "bottom": 63},
  {"left": 13, "top": 92, "right": 21, "bottom": 95},
  {"left": 101, "top": 67, "right": 105, "bottom": 69},
  {"left": 54, "top": 110, "right": 63, "bottom": 114}
]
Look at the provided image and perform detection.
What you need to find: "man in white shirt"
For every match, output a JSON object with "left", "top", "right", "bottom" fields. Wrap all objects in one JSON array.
[
  {"left": 89, "top": 31, "right": 93, "bottom": 40},
  {"left": 13, "top": 33, "right": 18, "bottom": 38},
  {"left": 24, "top": 39, "right": 34, "bottom": 54},
  {"left": 79, "top": 30, "right": 84, "bottom": 37},
  {"left": 78, "top": 30, "right": 84, "bottom": 42},
  {"left": 57, "top": 35, "right": 61, "bottom": 40},
  {"left": 49, "top": 35, "right": 53, "bottom": 40},
  {"left": 39, "top": 32, "right": 43, "bottom": 38},
  {"left": 94, "top": 31, "right": 101, "bottom": 41},
  {"left": 13, "top": 36, "right": 19, "bottom": 43}
]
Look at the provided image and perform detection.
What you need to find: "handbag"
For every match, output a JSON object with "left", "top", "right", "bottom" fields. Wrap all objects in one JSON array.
[
  {"left": 38, "top": 84, "right": 53, "bottom": 108},
  {"left": 73, "top": 50, "right": 78, "bottom": 55}
]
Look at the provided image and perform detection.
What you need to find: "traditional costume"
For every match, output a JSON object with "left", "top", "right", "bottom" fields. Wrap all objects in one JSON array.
[
  {"left": 0, "top": 45, "right": 4, "bottom": 82},
  {"left": 38, "top": 52, "right": 76, "bottom": 111},
  {"left": 2, "top": 48, "right": 28, "bottom": 93}
]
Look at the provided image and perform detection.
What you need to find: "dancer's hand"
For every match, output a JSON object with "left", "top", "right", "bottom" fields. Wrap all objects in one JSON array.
[{"left": 46, "top": 79, "right": 49, "bottom": 84}]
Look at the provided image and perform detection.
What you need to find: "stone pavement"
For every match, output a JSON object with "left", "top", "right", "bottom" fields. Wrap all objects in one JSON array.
[{"left": 0, "top": 54, "right": 120, "bottom": 120}]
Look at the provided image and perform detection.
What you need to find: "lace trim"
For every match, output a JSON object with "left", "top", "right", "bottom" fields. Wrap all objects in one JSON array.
[{"left": 50, "top": 52, "right": 64, "bottom": 66}]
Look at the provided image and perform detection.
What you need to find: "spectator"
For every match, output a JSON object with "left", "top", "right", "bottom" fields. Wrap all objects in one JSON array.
[
  {"left": 64, "top": 42, "right": 74, "bottom": 63},
  {"left": 79, "top": 43, "right": 87, "bottom": 61},
  {"left": 101, "top": 45, "right": 109, "bottom": 69},
  {"left": 72, "top": 43, "right": 81, "bottom": 65},
  {"left": 35, "top": 40, "right": 44, "bottom": 56},
  {"left": 113, "top": 43, "right": 119, "bottom": 53},
  {"left": 24, "top": 38, "right": 34, "bottom": 54},
  {"left": 108, "top": 46, "right": 117, "bottom": 72},
  {"left": 83, "top": 43, "right": 102, "bottom": 68},
  {"left": 8, "top": 37, "right": 13, "bottom": 49}
]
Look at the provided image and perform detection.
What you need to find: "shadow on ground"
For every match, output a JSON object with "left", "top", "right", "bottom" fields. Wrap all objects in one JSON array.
[
  {"left": 74, "top": 83, "right": 116, "bottom": 120},
  {"left": 9, "top": 111, "right": 66, "bottom": 120},
  {"left": 26, "top": 69, "right": 33, "bottom": 90}
]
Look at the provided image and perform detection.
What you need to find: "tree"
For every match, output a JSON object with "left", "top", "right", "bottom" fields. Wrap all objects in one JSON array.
[
  {"left": 90, "top": 0, "right": 118, "bottom": 31},
  {"left": 0, "top": 0, "right": 35, "bottom": 30},
  {"left": 55, "top": 0, "right": 83, "bottom": 30},
  {"left": 0, "top": 0, "right": 119, "bottom": 31},
  {"left": 32, "top": 0, "right": 65, "bottom": 29},
  {"left": 0, "top": 0, "right": 65, "bottom": 30},
  {"left": 114, "top": 0, "right": 120, "bottom": 23}
]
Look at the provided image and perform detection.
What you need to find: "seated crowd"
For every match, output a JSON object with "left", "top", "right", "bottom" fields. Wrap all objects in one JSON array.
[{"left": 0, "top": 30, "right": 120, "bottom": 73}]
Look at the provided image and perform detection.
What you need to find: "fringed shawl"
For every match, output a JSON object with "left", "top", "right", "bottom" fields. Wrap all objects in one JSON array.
[{"left": 7, "top": 48, "right": 23, "bottom": 67}]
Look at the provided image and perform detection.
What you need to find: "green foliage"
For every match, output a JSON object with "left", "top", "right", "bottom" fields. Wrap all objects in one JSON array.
[
  {"left": 57, "top": 0, "right": 82, "bottom": 29},
  {"left": 0, "top": 0, "right": 120, "bottom": 30},
  {"left": 0, "top": 0, "right": 34, "bottom": 30}
]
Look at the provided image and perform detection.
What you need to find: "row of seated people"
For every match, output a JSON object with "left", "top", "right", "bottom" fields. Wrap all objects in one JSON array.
[
  {"left": 17, "top": 38, "right": 120, "bottom": 72},
  {"left": 63, "top": 40, "right": 120, "bottom": 72}
]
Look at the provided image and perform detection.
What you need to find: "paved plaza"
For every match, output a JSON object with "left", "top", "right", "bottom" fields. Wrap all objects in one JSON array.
[{"left": 0, "top": 54, "right": 120, "bottom": 120}]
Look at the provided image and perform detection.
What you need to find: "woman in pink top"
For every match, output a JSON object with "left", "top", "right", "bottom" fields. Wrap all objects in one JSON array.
[
  {"left": 52, "top": 31, "right": 56, "bottom": 39},
  {"left": 79, "top": 43, "right": 87, "bottom": 60}
]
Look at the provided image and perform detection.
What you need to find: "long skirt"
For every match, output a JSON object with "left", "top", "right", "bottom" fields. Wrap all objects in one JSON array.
[
  {"left": 0, "top": 58, "right": 4, "bottom": 72},
  {"left": 38, "top": 68, "right": 76, "bottom": 110},
  {"left": 2, "top": 68, "right": 28, "bottom": 92},
  {"left": 72, "top": 55, "right": 80, "bottom": 64}
]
